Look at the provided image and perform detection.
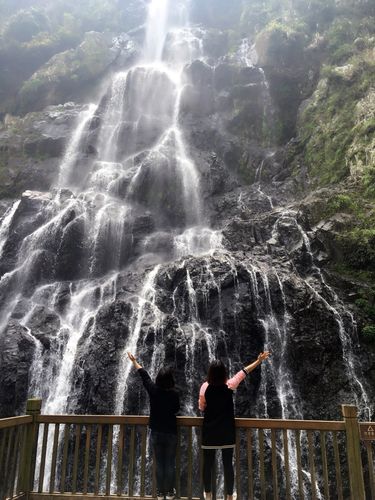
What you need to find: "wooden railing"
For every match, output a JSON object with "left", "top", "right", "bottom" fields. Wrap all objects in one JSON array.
[
  {"left": 0, "top": 400, "right": 374, "bottom": 500},
  {"left": 0, "top": 415, "right": 33, "bottom": 500}
]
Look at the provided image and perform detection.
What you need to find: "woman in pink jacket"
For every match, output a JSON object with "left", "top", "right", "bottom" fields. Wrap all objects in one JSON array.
[{"left": 199, "top": 352, "right": 270, "bottom": 500}]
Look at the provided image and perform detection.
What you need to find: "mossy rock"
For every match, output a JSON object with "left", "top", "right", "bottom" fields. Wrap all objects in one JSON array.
[
  {"left": 298, "top": 49, "right": 375, "bottom": 186},
  {"left": 18, "top": 32, "right": 120, "bottom": 114}
]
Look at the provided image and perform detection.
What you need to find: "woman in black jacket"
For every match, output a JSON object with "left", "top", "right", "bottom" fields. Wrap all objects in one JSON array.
[
  {"left": 128, "top": 352, "right": 180, "bottom": 500},
  {"left": 199, "top": 352, "right": 270, "bottom": 500}
]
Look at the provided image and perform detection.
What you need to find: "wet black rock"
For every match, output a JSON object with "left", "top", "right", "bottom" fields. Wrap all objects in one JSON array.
[
  {"left": 0, "top": 103, "right": 85, "bottom": 199},
  {"left": 0, "top": 321, "right": 35, "bottom": 417},
  {"left": 183, "top": 60, "right": 213, "bottom": 87},
  {"left": 69, "top": 300, "right": 133, "bottom": 414},
  {"left": 27, "top": 306, "right": 61, "bottom": 349}
]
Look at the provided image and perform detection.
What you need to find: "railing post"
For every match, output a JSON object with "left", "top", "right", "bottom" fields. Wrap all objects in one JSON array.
[
  {"left": 20, "top": 398, "right": 42, "bottom": 498},
  {"left": 342, "top": 404, "right": 365, "bottom": 500}
]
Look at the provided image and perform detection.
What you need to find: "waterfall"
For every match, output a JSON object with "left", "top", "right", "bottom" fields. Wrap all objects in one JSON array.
[{"left": 0, "top": 0, "right": 374, "bottom": 498}]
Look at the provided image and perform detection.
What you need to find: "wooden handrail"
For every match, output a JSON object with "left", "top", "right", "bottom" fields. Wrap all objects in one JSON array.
[
  {"left": 0, "top": 416, "right": 33, "bottom": 429},
  {"left": 35, "top": 414, "right": 346, "bottom": 431}
]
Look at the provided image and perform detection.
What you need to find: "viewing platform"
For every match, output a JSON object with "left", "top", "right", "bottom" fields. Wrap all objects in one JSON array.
[{"left": 0, "top": 400, "right": 374, "bottom": 500}]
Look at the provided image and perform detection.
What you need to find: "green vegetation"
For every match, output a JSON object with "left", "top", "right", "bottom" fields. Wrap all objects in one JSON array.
[
  {"left": 362, "top": 325, "right": 375, "bottom": 344},
  {"left": 0, "top": 0, "right": 144, "bottom": 115},
  {"left": 298, "top": 40, "right": 375, "bottom": 186}
]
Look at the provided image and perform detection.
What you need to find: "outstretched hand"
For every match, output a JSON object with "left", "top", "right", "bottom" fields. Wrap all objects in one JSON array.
[
  {"left": 127, "top": 352, "right": 142, "bottom": 370},
  {"left": 127, "top": 352, "right": 136, "bottom": 362},
  {"left": 258, "top": 351, "right": 270, "bottom": 362}
]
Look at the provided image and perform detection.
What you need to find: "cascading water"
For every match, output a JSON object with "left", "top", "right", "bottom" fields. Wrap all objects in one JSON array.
[{"left": 271, "top": 210, "right": 372, "bottom": 419}]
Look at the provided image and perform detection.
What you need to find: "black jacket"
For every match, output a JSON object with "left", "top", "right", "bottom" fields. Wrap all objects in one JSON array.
[
  {"left": 138, "top": 368, "right": 180, "bottom": 434},
  {"left": 202, "top": 384, "right": 236, "bottom": 447}
]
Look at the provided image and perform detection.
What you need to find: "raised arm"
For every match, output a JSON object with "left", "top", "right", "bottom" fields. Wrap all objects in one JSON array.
[
  {"left": 127, "top": 352, "right": 156, "bottom": 394},
  {"left": 227, "top": 352, "right": 270, "bottom": 390},
  {"left": 244, "top": 351, "right": 270, "bottom": 374}
]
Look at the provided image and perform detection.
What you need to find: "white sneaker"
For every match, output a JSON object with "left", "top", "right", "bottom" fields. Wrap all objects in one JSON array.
[{"left": 166, "top": 490, "right": 175, "bottom": 499}]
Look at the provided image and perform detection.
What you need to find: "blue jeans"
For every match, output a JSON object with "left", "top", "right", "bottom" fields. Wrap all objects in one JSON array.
[{"left": 151, "top": 431, "right": 177, "bottom": 494}]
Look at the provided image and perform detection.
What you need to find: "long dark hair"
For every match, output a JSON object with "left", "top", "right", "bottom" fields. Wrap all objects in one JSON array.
[
  {"left": 155, "top": 367, "right": 175, "bottom": 390},
  {"left": 207, "top": 360, "right": 227, "bottom": 385}
]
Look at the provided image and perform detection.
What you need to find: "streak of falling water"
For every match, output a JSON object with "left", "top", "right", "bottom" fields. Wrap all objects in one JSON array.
[
  {"left": 97, "top": 72, "right": 128, "bottom": 162},
  {"left": 143, "top": 0, "right": 170, "bottom": 62},
  {"left": 114, "top": 265, "right": 161, "bottom": 415},
  {"left": 0, "top": 201, "right": 20, "bottom": 258},
  {"left": 56, "top": 103, "right": 98, "bottom": 188}
]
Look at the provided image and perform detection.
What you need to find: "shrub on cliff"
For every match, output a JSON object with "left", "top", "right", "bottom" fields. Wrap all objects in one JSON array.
[{"left": 2, "top": 8, "right": 48, "bottom": 42}]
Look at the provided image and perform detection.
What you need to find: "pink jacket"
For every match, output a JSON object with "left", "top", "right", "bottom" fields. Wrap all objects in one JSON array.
[{"left": 199, "top": 370, "right": 246, "bottom": 411}]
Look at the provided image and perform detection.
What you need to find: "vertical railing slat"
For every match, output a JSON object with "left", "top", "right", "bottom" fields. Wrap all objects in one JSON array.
[
  {"left": 94, "top": 424, "right": 103, "bottom": 495},
  {"left": 320, "top": 431, "right": 330, "bottom": 500},
  {"left": 175, "top": 427, "right": 181, "bottom": 499},
  {"left": 60, "top": 424, "right": 69, "bottom": 494},
  {"left": 49, "top": 423, "right": 60, "bottom": 494},
  {"left": 83, "top": 425, "right": 91, "bottom": 495},
  {"left": 31, "top": 422, "right": 40, "bottom": 491},
  {"left": 71, "top": 424, "right": 81, "bottom": 494},
  {"left": 235, "top": 429, "right": 242, "bottom": 499},
  {"left": 16, "top": 425, "right": 28, "bottom": 495},
  {"left": 247, "top": 429, "right": 254, "bottom": 500},
  {"left": 38, "top": 423, "right": 49, "bottom": 492},
  {"left": 152, "top": 448, "right": 157, "bottom": 499},
  {"left": 365, "top": 441, "right": 375, "bottom": 500},
  {"left": 187, "top": 426, "right": 193, "bottom": 500},
  {"left": 271, "top": 429, "right": 279, "bottom": 500},
  {"left": 128, "top": 425, "right": 135, "bottom": 497},
  {"left": 9, "top": 425, "right": 21, "bottom": 498},
  {"left": 106, "top": 425, "right": 113, "bottom": 496},
  {"left": 0, "top": 428, "right": 8, "bottom": 470},
  {"left": 258, "top": 429, "right": 266, "bottom": 500},
  {"left": 333, "top": 432, "right": 343, "bottom": 500},
  {"left": 140, "top": 426, "right": 147, "bottom": 498},
  {"left": 283, "top": 429, "right": 291, "bottom": 500},
  {"left": 199, "top": 428, "right": 204, "bottom": 500},
  {"left": 295, "top": 429, "right": 305, "bottom": 500},
  {"left": 117, "top": 424, "right": 125, "bottom": 496},
  {"left": 4, "top": 427, "right": 14, "bottom": 494},
  {"left": 307, "top": 430, "right": 317, "bottom": 500}
]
